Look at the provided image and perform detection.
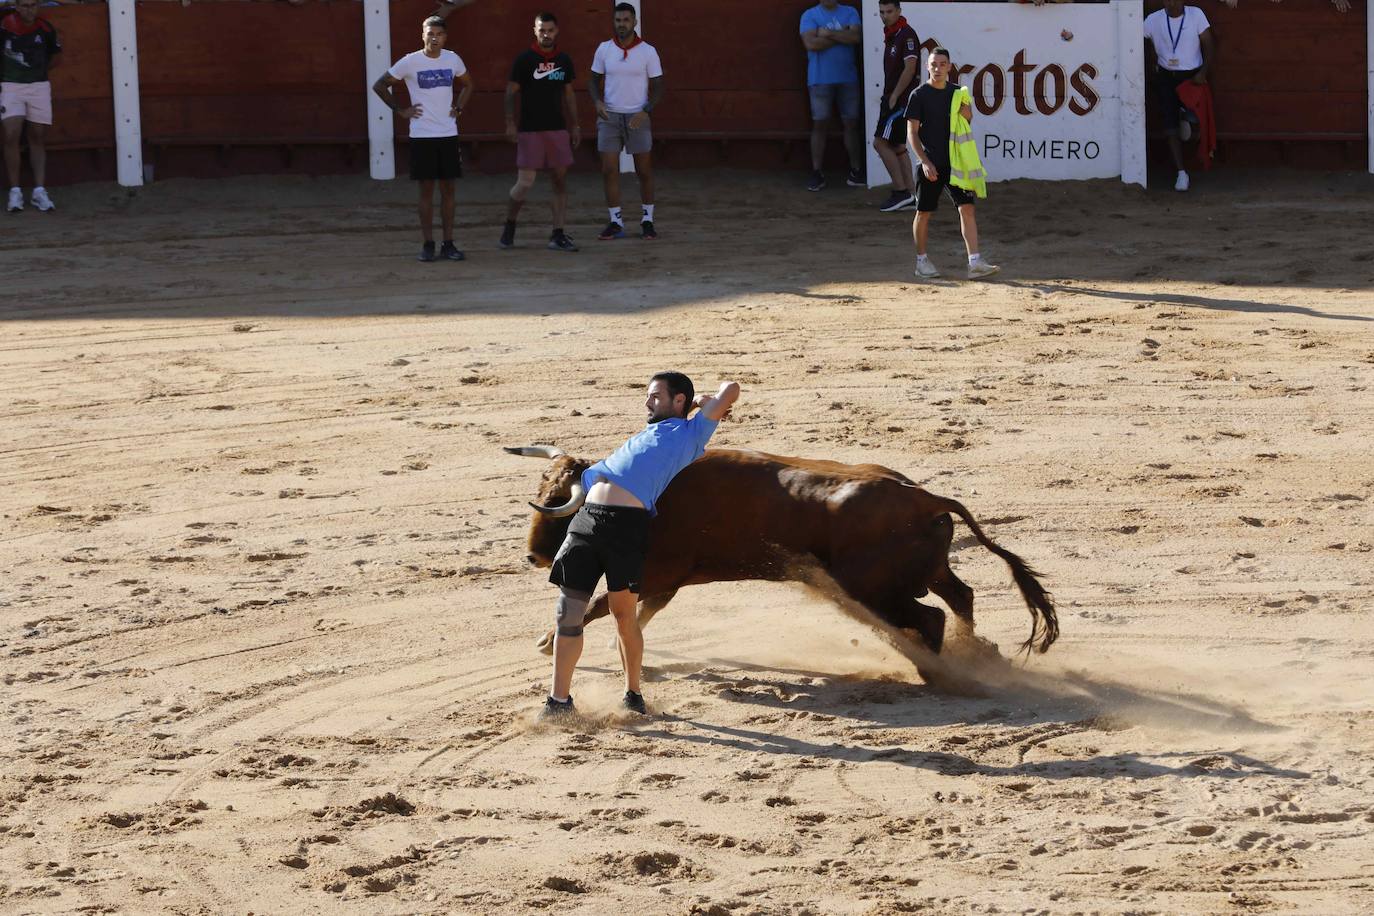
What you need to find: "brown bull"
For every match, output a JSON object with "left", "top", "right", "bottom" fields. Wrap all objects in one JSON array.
[{"left": 506, "top": 445, "right": 1058, "bottom": 683}]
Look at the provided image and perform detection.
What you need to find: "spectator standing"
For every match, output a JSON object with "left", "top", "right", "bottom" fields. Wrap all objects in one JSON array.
[
  {"left": 373, "top": 16, "right": 474, "bottom": 261},
  {"left": 1143, "top": 0, "right": 1213, "bottom": 192},
  {"left": 501, "top": 12, "right": 581, "bottom": 253},
  {"left": 590, "top": 2, "right": 664, "bottom": 242},
  {"left": 2, "top": 0, "right": 61, "bottom": 212},
  {"left": 799, "top": 0, "right": 864, "bottom": 192},
  {"left": 905, "top": 48, "right": 999, "bottom": 280},
  {"left": 873, "top": 0, "right": 919, "bottom": 212}
]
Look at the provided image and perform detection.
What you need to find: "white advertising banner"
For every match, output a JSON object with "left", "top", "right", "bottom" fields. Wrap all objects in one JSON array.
[{"left": 862, "top": 1, "right": 1145, "bottom": 186}]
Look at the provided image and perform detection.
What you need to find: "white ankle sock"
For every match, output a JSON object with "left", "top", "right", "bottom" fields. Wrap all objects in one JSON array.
[
  {"left": 642, "top": 204, "right": 655, "bottom": 222},
  {"left": 608, "top": 207, "right": 623, "bottom": 225}
]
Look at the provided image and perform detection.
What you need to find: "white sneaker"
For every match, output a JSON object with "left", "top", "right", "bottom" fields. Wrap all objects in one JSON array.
[
  {"left": 31, "top": 187, "right": 54, "bottom": 212},
  {"left": 1174, "top": 170, "right": 1190, "bottom": 192},
  {"left": 967, "top": 259, "right": 1001, "bottom": 280},
  {"left": 914, "top": 257, "right": 940, "bottom": 279},
  {"left": 6, "top": 187, "right": 22, "bottom": 212}
]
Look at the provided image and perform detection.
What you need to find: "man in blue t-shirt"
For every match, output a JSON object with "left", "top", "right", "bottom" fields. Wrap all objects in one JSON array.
[
  {"left": 542, "top": 372, "right": 740, "bottom": 720},
  {"left": 799, "top": 0, "right": 864, "bottom": 193}
]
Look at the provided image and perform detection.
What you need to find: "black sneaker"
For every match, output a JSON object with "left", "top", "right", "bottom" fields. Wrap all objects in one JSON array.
[
  {"left": 538, "top": 695, "right": 576, "bottom": 721},
  {"left": 806, "top": 170, "right": 826, "bottom": 192},
  {"left": 548, "top": 231, "right": 579, "bottom": 252},
  {"left": 498, "top": 222, "right": 516, "bottom": 249},
  {"left": 622, "top": 690, "right": 647, "bottom": 715},
  {"left": 640, "top": 220, "right": 657, "bottom": 241},
  {"left": 417, "top": 241, "right": 436, "bottom": 262},
  {"left": 846, "top": 167, "right": 866, "bottom": 187},
  {"left": 439, "top": 241, "right": 465, "bottom": 261},
  {"left": 879, "top": 190, "right": 915, "bottom": 213},
  {"left": 598, "top": 221, "right": 625, "bottom": 241}
]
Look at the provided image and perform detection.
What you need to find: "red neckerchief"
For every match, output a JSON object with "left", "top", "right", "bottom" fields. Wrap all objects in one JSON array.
[
  {"left": 613, "top": 33, "right": 642, "bottom": 60},
  {"left": 530, "top": 41, "right": 559, "bottom": 62},
  {"left": 883, "top": 16, "right": 909, "bottom": 40}
]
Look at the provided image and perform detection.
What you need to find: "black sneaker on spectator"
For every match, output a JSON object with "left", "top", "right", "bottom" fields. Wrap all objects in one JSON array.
[
  {"left": 622, "top": 690, "right": 648, "bottom": 715},
  {"left": 640, "top": 220, "right": 657, "bottom": 241},
  {"left": 879, "top": 190, "right": 915, "bottom": 212},
  {"left": 538, "top": 695, "right": 576, "bottom": 722},
  {"left": 846, "top": 167, "right": 866, "bottom": 187},
  {"left": 498, "top": 222, "right": 517, "bottom": 249},
  {"left": 806, "top": 170, "right": 826, "bottom": 192},
  {"left": 598, "top": 221, "right": 625, "bottom": 241},
  {"left": 439, "top": 241, "right": 464, "bottom": 261},
  {"left": 417, "top": 241, "right": 436, "bottom": 262},
  {"left": 548, "top": 230, "right": 579, "bottom": 252}
]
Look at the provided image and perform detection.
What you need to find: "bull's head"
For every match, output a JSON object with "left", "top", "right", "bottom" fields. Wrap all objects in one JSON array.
[{"left": 504, "top": 445, "right": 592, "bottom": 567}]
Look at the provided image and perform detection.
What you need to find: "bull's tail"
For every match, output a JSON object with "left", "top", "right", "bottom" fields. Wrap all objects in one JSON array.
[{"left": 936, "top": 496, "right": 1059, "bottom": 655}]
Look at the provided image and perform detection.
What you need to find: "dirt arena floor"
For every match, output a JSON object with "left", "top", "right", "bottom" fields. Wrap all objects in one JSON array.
[{"left": 2, "top": 168, "right": 1373, "bottom": 914}]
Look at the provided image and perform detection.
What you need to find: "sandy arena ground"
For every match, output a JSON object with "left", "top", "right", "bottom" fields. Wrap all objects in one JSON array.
[{"left": 2, "top": 169, "right": 1373, "bottom": 914}]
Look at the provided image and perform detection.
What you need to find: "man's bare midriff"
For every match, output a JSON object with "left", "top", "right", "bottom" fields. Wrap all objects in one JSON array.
[{"left": 587, "top": 477, "right": 645, "bottom": 509}]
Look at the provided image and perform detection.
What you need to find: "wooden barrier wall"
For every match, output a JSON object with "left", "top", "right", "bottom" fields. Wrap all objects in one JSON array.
[{"left": 31, "top": 0, "right": 1370, "bottom": 183}]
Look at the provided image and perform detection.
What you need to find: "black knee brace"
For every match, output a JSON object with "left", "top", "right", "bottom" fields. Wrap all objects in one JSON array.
[{"left": 556, "top": 587, "right": 593, "bottom": 637}]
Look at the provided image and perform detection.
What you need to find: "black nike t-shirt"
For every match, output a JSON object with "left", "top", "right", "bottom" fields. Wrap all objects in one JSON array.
[
  {"left": 509, "top": 49, "right": 576, "bottom": 132},
  {"left": 905, "top": 81, "right": 958, "bottom": 175}
]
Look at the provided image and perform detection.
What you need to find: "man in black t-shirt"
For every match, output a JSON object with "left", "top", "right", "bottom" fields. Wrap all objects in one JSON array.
[
  {"left": 904, "top": 47, "right": 998, "bottom": 280},
  {"left": 500, "top": 11, "right": 582, "bottom": 253},
  {"left": 2, "top": 0, "right": 62, "bottom": 212},
  {"left": 873, "top": 0, "right": 919, "bottom": 213}
]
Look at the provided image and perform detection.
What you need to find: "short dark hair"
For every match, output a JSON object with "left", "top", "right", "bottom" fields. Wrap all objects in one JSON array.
[
  {"left": 423, "top": 16, "right": 446, "bottom": 30},
  {"left": 931, "top": 46, "right": 951, "bottom": 61},
  {"left": 613, "top": 2, "right": 637, "bottom": 15},
  {"left": 535, "top": 11, "right": 557, "bottom": 24},
  {"left": 651, "top": 371, "right": 694, "bottom": 415},
  {"left": 878, "top": 0, "right": 900, "bottom": 7}
]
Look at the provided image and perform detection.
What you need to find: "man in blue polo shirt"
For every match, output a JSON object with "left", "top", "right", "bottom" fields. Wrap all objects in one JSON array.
[
  {"left": 542, "top": 372, "right": 740, "bottom": 720},
  {"left": 800, "top": 0, "right": 864, "bottom": 192}
]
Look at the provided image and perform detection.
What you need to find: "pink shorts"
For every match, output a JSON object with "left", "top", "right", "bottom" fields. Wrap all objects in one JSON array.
[
  {"left": 516, "top": 130, "right": 574, "bottom": 171},
  {"left": 0, "top": 81, "right": 52, "bottom": 125}
]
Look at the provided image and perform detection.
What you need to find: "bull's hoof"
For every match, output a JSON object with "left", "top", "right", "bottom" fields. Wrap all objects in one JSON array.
[
  {"left": 917, "top": 665, "right": 990, "bottom": 698},
  {"left": 536, "top": 631, "right": 555, "bottom": 656}
]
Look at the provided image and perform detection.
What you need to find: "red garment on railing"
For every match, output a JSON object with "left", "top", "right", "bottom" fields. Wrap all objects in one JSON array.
[{"left": 1175, "top": 81, "right": 1216, "bottom": 170}]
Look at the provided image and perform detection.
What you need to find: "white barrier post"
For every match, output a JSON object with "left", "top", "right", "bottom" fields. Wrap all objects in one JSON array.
[
  {"left": 364, "top": 0, "right": 395, "bottom": 180},
  {"left": 618, "top": 0, "right": 642, "bottom": 174},
  {"left": 862, "top": 0, "right": 885, "bottom": 188},
  {"left": 1116, "top": 0, "right": 1147, "bottom": 188},
  {"left": 107, "top": 0, "right": 143, "bottom": 187}
]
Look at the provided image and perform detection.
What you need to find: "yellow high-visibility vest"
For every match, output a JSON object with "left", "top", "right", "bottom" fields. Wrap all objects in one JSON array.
[{"left": 948, "top": 85, "right": 987, "bottom": 198}]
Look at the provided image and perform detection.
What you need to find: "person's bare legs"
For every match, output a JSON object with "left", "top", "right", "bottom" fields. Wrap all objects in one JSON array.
[
  {"left": 809, "top": 117, "right": 829, "bottom": 172},
  {"left": 1165, "top": 129, "right": 1185, "bottom": 172},
  {"left": 841, "top": 117, "right": 864, "bottom": 175},
  {"left": 875, "top": 138, "right": 912, "bottom": 192},
  {"left": 608, "top": 589, "right": 642, "bottom": 694},
  {"left": 507, "top": 169, "right": 536, "bottom": 223},
  {"left": 957, "top": 203, "right": 980, "bottom": 258},
  {"left": 632, "top": 151, "right": 654, "bottom": 206},
  {"left": 551, "top": 630, "right": 583, "bottom": 701},
  {"left": 26, "top": 122, "right": 46, "bottom": 187},
  {"left": 439, "top": 179, "right": 455, "bottom": 241},
  {"left": 417, "top": 179, "right": 435, "bottom": 243},
  {"left": 550, "top": 167, "right": 568, "bottom": 230},
  {"left": 601, "top": 150, "right": 621, "bottom": 211},
  {"left": 3, "top": 117, "right": 23, "bottom": 189},
  {"left": 914, "top": 210, "right": 932, "bottom": 256}
]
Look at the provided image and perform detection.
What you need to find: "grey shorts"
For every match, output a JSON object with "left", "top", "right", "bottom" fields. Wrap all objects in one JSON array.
[
  {"left": 597, "top": 112, "right": 653, "bottom": 155},
  {"left": 809, "top": 81, "right": 861, "bottom": 122}
]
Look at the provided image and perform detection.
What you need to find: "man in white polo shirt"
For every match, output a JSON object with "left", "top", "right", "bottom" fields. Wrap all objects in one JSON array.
[
  {"left": 590, "top": 2, "right": 664, "bottom": 241},
  {"left": 373, "top": 15, "right": 474, "bottom": 261},
  {"left": 1143, "top": 0, "right": 1213, "bottom": 192}
]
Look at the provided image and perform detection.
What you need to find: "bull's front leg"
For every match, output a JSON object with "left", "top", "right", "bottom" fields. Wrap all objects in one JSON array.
[{"left": 536, "top": 591, "right": 612, "bottom": 655}]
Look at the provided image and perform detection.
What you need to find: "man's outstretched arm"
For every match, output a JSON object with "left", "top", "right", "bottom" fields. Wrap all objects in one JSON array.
[{"left": 694, "top": 382, "right": 741, "bottom": 422}]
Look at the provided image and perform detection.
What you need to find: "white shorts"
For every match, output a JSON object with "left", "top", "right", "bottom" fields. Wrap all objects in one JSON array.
[{"left": 0, "top": 81, "right": 53, "bottom": 125}]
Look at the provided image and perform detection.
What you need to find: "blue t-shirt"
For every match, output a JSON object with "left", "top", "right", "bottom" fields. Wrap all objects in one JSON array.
[
  {"left": 800, "top": 3, "right": 861, "bottom": 87},
  {"left": 581, "top": 413, "right": 719, "bottom": 516}
]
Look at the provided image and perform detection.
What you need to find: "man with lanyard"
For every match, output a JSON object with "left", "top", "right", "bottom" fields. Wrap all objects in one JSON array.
[
  {"left": 905, "top": 47, "right": 999, "bottom": 280},
  {"left": 2, "top": 0, "right": 61, "bottom": 213},
  {"left": 1143, "top": 0, "right": 1213, "bottom": 192},
  {"left": 590, "top": 2, "right": 664, "bottom": 242},
  {"left": 541, "top": 372, "right": 740, "bottom": 720},
  {"left": 373, "top": 16, "right": 474, "bottom": 262},
  {"left": 501, "top": 12, "right": 581, "bottom": 253},
  {"left": 873, "top": 0, "right": 919, "bottom": 213},
  {"left": 799, "top": 0, "right": 865, "bottom": 193}
]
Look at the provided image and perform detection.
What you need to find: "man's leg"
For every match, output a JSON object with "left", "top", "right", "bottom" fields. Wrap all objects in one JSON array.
[
  {"left": 550, "top": 586, "right": 593, "bottom": 702},
  {"left": 841, "top": 117, "right": 864, "bottom": 175},
  {"left": 26, "top": 121, "right": 46, "bottom": 188},
  {"left": 439, "top": 180, "right": 455, "bottom": 241},
  {"left": 632, "top": 151, "right": 654, "bottom": 209},
  {"left": 507, "top": 169, "right": 536, "bottom": 222},
  {"left": 913, "top": 210, "right": 932, "bottom": 256},
  {"left": 607, "top": 588, "right": 643, "bottom": 695},
  {"left": 809, "top": 117, "right": 829, "bottom": 173},
  {"left": 3, "top": 117, "right": 23, "bottom": 190},
  {"left": 417, "top": 179, "right": 436, "bottom": 243},
  {"left": 957, "top": 202, "right": 980, "bottom": 258},
  {"left": 875, "top": 137, "right": 907, "bottom": 188},
  {"left": 601, "top": 150, "right": 622, "bottom": 212},
  {"left": 550, "top": 166, "right": 568, "bottom": 230}
]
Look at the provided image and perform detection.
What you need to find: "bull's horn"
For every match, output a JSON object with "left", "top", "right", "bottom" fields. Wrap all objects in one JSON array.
[
  {"left": 504, "top": 445, "right": 566, "bottom": 459},
  {"left": 530, "top": 482, "right": 586, "bottom": 517}
]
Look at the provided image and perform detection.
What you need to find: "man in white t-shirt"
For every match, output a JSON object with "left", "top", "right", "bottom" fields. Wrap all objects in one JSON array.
[
  {"left": 1143, "top": 0, "right": 1213, "bottom": 192},
  {"left": 589, "top": 3, "right": 664, "bottom": 242},
  {"left": 373, "top": 16, "right": 474, "bottom": 261}
]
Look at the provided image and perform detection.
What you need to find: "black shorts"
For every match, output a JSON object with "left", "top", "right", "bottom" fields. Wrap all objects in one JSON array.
[
  {"left": 875, "top": 101, "right": 908, "bottom": 147},
  {"left": 914, "top": 169, "right": 977, "bottom": 212},
  {"left": 409, "top": 136, "right": 462, "bottom": 181},
  {"left": 1152, "top": 67, "right": 1199, "bottom": 130},
  {"left": 548, "top": 503, "right": 651, "bottom": 594}
]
